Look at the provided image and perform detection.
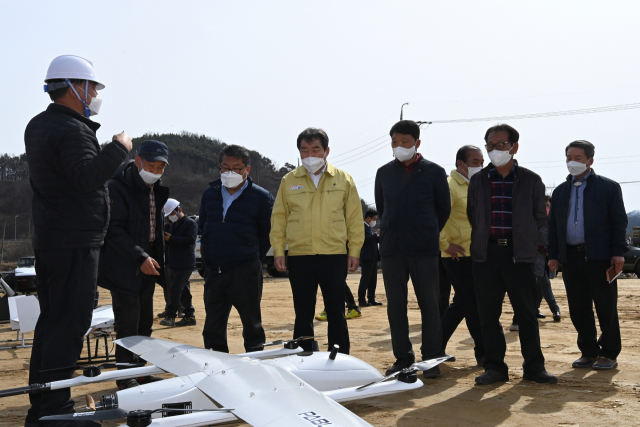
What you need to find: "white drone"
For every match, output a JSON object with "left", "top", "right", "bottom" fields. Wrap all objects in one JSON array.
[{"left": 1, "top": 336, "right": 451, "bottom": 427}]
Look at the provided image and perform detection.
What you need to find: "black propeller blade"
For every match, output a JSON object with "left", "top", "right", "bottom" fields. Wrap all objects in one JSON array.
[
  {"left": 356, "top": 367, "right": 416, "bottom": 390},
  {"left": 40, "top": 362, "right": 144, "bottom": 377},
  {"left": 253, "top": 335, "right": 320, "bottom": 349},
  {"left": 41, "top": 407, "right": 234, "bottom": 423}
]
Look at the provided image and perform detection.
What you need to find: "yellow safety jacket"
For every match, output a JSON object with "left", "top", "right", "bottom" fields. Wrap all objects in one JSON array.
[
  {"left": 440, "top": 170, "right": 472, "bottom": 257},
  {"left": 270, "top": 162, "right": 364, "bottom": 258}
]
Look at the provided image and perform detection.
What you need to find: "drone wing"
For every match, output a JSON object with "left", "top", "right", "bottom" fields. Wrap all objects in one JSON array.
[
  {"left": 115, "top": 336, "right": 243, "bottom": 377},
  {"left": 192, "top": 359, "right": 373, "bottom": 427},
  {"left": 118, "top": 337, "right": 373, "bottom": 427}
]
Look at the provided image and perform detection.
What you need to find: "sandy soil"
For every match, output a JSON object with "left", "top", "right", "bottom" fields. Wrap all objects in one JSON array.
[{"left": 1, "top": 272, "right": 639, "bottom": 427}]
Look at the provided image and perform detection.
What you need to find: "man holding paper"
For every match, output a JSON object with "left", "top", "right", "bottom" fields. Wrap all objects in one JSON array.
[{"left": 548, "top": 140, "right": 628, "bottom": 370}]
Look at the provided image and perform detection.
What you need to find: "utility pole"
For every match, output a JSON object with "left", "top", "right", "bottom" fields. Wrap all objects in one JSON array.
[
  {"left": 400, "top": 103, "right": 409, "bottom": 120},
  {"left": 0, "top": 220, "right": 5, "bottom": 264},
  {"left": 14, "top": 214, "right": 19, "bottom": 241}
]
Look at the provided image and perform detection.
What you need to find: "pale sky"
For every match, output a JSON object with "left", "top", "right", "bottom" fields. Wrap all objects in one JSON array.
[{"left": 2, "top": 1, "right": 640, "bottom": 209}]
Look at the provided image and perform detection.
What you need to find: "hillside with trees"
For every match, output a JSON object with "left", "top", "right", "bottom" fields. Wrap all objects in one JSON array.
[{"left": 0, "top": 132, "right": 299, "bottom": 244}]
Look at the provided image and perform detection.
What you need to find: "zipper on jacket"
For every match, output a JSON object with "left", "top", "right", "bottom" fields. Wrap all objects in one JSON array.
[{"left": 512, "top": 257, "right": 516, "bottom": 264}]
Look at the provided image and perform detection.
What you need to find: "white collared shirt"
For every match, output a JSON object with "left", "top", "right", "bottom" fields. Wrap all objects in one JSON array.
[{"left": 311, "top": 164, "right": 327, "bottom": 188}]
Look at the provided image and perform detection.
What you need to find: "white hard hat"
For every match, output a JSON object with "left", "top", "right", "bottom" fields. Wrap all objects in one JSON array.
[
  {"left": 45, "top": 55, "right": 105, "bottom": 90},
  {"left": 163, "top": 199, "right": 180, "bottom": 217}
]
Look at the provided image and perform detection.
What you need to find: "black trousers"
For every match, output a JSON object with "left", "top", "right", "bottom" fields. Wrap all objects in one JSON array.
[
  {"left": 537, "top": 270, "right": 559, "bottom": 313},
  {"left": 289, "top": 255, "right": 350, "bottom": 354},
  {"left": 473, "top": 244, "right": 545, "bottom": 376},
  {"left": 438, "top": 257, "right": 452, "bottom": 317},
  {"left": 382, "top": 254, "right": 441, "bottom": 361},
  {"left": 27, "top": 247, "right": 99, "bottom": 422},
  {"left": 562, "top": 247, "right": 621, "bottom": 359},
  {"left": 202, "top": 259, "right": 265, "bottom": 353},
  {"left": 441, "top": 257, "right": 485, "bottom": 359},
  {"left": 111, "top": 245, "right": 158, "bottom": 364},
  {"left": 357, "top": 260, "right": 378, "bottom": 303},
  {"left": 323, "top": 283, "right": 358, "bottom": 311},
  {"left": 167, "top": 268, "right": 194, "bottom": 318}
]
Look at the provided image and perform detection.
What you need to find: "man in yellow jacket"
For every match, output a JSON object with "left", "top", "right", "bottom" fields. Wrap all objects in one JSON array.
[
  {"left": 439, "top": 145, "right": 486, "bottom": 367},
  {"left": 270, "top": 128, "right": 364, "bottom": 354}
]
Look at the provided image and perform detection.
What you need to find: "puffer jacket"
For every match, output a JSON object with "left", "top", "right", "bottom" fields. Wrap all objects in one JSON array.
[
  {"left": 24, "top": 103, "right": 127, "bottom": 249},
  {"left": 98, "top": 161, "right": 169, "bottom": 295}
]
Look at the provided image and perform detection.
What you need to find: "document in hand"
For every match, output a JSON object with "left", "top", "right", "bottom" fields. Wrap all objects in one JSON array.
[{"left": 606, "top": 265, "right": 622, "bottom": 284}]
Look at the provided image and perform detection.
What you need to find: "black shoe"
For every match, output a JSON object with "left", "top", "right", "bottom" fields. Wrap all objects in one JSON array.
[
  {"left": 436, "top": 351, "right": 456, "bottom": 362},
  {"left": 368, "top": 300, "right": 383, "bottom": 306},
  {"left": 25, "top": 422, "right": 39, "bottom": 427},
  {"left": 572, "top": 356, "right": 597, "bottom": 368},
  {"left": 385, "top": 358, "right": 415, "bottom": 376},
  {"left": 116, "top": 378, "right": 139, "bottom": 390},
  {"left": 358, "top": 301, "right": 371, "bottom": 307},
  {"left": 553, "top": 311, "right": 561, "bottom": 322},
  {"left": 156, "top": 310, "right": 170, "bottom": 318},
  {"left": 160, "top": 316, "right": 176, "bottom": 327},
  {"left": 423, "top": 366, "right": 441, "bottom": 379},
  {"left": 137, "top": 375, "right": 163, "bottom": 384},
  {"left": 592, "top": 357, "right": 618, "bottom": 370},
  {"left": 176, "top": 316, "right": 197, "bottom": 326},
  {"left": 523, "top": 370, "right": 558, "bottom": 384},
  {"left": 537, "top": 312, "right": 546, "bottom": 319},
  {"left": 475, "top": 369, "right": 509, "bottom": 385}
]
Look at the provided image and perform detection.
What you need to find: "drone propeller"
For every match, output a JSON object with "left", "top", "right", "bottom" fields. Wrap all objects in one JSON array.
[
  {"left": 40, "top": 362, "right": 144, "bottom": 377},
  {"left": 85, "top": 395, "right": 96, "bottom": 411},
  {"left": 356, "top": 367, "right": 416, "bottom": 390},
  {"left": 253, "top": 335, "right": 320, "bottom": 349},
  {"left": 41, "top": 407, "right": 234, "bottom": 423},
  {"left": 356, "top": 355, "right": 454, "bottom": 391}
]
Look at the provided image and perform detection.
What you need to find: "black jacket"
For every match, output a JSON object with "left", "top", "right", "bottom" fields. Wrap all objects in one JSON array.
[
  {"left": 167, "top": 215, "right": 197, "bottom": 270},
  {"left": 548, "top": 169, "right": 628, "bottom": 263},
  {"left": 24, "top": 103, "right": 127, "bottom": 250},
  {"left": 467, "top": 162, "right": 546, "bottom": 263},
  {"left": 360, "top": 223, "right": 379, "bottom": 261},
  {"left": 199, "top": 177, "right": 273, "bottom": 270},
  {"left": 98, "top": 161, "right": 169, "bottom": 295},
  {"left": 374, "top": 156, "right": 451, "bottom": 257}
]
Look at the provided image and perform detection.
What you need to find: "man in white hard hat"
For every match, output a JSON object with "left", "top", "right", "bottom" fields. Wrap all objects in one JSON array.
[
  {"left": 24, "top": 55, "right": 132, "bottom": 425},
  {"left": 160, "top": 198, "right": 198, "bottom": 327}
]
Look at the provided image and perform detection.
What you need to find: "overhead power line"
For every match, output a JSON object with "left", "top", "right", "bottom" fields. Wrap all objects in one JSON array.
[{"left": 422, "top": 103, "right": 640, "bottom": 124}]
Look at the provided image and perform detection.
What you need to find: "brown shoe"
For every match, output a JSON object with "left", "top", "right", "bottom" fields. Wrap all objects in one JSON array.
[
  {"left": 592, "top": 357, "right": 618, "bottom": 370},
  {"left": 572, "top": 356, "right": 597, "bottom": 368}
]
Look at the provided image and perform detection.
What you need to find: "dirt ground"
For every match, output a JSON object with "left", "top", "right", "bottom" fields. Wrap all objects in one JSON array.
[{"left": 1, "top": 272, "right": 639, "bottom": 426}]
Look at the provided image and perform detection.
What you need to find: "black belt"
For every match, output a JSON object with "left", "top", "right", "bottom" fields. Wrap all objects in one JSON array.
[
  {"left": 489, "top": 237, "right": 512, "bottom": 246},
  {"left": 566, "top": 244, "right": 586, "bottom": 252}
]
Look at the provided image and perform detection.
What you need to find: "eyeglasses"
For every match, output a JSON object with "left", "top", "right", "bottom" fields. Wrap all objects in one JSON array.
[
  {"left": 220, "top": 167, "right": 246, "bottom": 174},
  {"left": 485, "top": 142, "right": 511, "bottom": 151}
]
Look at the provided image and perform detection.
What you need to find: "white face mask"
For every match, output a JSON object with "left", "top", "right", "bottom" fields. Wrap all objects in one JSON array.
[
  {"left": 168, "top": 214, "right": 179, "bottom": 223},
  {"left": 369, "top": 220, "right": 377, "bottom": 227},
  {"left": 467, "top": 166, "right": 482, "bottom": 179},
  {"left": 487, "top": 147, "right": 513, "bottom": 167},
  {"left": 139, "top": 168, "right": 162, "bottom": 184},
  {"left": 393, "top": 145, "right": 416, "bottom": 162},
  {"left": 87, "top": 94, "right": 102, "bottom": 116},
  {"left": 221, "top": 171, "right": 245, "bottom": 188},
  {"left": 567, "top": 160, "right": 588, "bottom": 176},
  {"left": 301, "top": 156, "right": 326, "bottom": 174}
]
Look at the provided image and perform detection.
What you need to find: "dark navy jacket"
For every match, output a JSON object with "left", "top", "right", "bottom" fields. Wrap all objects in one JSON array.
[
  {"left": 374, "top": 156, "right": 451, "bottom": 257},
  {"left": 98, "top": 161, "right": 169, "bottom": 295},
  {"left": 167, "top": 215, "right": 198, "bottom": 270},
  {"left": 548, "top": 169, "right": 628, "bottom": 263},
  {"left": 199, "top": 177, "right": 274, "bottom": 270},
  {"left": 360, "top": 223, "right": 379, "bottom": 261}
]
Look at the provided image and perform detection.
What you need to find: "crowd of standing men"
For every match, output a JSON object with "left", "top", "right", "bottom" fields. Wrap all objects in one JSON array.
[{"left": 22, "top": 54, "right": 628, "bottom": 424}]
